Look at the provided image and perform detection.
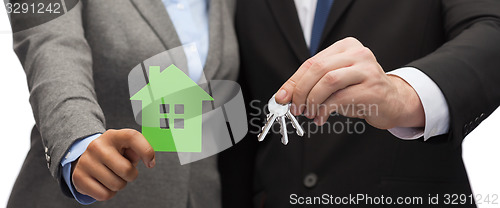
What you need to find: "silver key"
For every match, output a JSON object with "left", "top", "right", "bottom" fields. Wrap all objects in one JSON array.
[
  {"left": 279, "top": 116, "right": 289, "bottom": 145},
  {"left": 286, "top": 111, "right": 305, "bottom": 136},
  {"left": 258, "top": 95, "right": 305, "bottom": 145},
  {"left": 258, "top": 96, "right": 288, "bottom": 141},
  {"left": 268, "top": 95, "right": 289, "bottom": 117},
  {"left": 257, "top": 113, "right": 277, "bottom": 141}
]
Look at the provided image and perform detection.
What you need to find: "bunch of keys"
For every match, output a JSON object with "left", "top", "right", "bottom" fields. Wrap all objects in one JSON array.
[{"left": 258, "top": 95, "right": 305, "bottom": 145}]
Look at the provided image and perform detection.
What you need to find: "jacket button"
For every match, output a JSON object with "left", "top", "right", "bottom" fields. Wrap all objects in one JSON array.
[
  {"left": 46, "top": 154, "right": 51, "bottom": 168},
  {"left": 304, "top": 173, "right": 318, "bottom": 188}
]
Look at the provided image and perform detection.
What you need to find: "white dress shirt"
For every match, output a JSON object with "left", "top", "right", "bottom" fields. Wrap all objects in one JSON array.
[
  {"left": 293, "top": 0, "right": 450, "bottom": 140},
  {"left": 163, "top": 0, "right": 209, "bottom": 83}
]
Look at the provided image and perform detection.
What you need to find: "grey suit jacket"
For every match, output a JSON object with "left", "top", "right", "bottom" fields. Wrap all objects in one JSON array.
[{"left": 7, "top": 0, "right": 239, "bottom": 207}]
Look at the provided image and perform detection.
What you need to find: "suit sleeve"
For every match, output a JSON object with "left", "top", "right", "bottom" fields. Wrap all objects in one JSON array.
[
  {"left": 407, "top": 0, "right": 500, "bottom": 146},
  {"left": 11, "top": 2, "right": 106, "bottom": 180}
]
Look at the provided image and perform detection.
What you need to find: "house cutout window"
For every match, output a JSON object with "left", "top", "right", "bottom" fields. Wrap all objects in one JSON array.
[
  {"left": 160, "top": 104, "right": 170, "bottom": 129},
  {"left": 160, "top": 118, "right": 169, "bottom": 129},
  {"left": 174, "top": 104, "right": 184, "bottom": 129},
  {"left": 174, "top": 119, "right": 184, "bottom": 129},
  {"left": 159, "top": 103, "right": 184, "bottom": 129},
  {"left": 160, "top": 104, "right": 169, "bottom": 114},
  {"left": 175, "top": 104, "right": 184, "bottom": 114}
]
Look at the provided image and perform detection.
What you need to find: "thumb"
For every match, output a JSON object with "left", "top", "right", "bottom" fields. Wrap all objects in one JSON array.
[{"left": 275, "top": 88, "right": 289, "bottom": 104}]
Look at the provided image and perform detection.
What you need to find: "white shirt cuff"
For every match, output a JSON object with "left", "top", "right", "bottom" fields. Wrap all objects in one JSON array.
[{"left": 387, "top": 67, "right": 450, "bottom": 141}]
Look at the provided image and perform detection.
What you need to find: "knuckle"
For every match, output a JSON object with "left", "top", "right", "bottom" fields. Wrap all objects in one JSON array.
[
  {"left": 72, "top": 174, "right": 83, "bottom": 189},
  {"left": 120, "top": 164, "right": 138, "bottom": 181},
  {"left": 306, "top": 97, "right": 315, "bottom": 105},
  {"left": 72, "top": 172, "right": 87, "bottom": 195},
  {"left": 306, "top": 98, "right": 318, "bottom": 114},
  {"left": 77, "top": 155, "right": 91, "bottom": 168},
  {"left": 110, "top": 180, "right": 127, "bottom": 191},
  {"left": 96, "top": 191, "right": 115, "bottom": 201},
  {"left": 87, "top": 139, "right": 103, "bottom": 153},
  {"left": 105, "top": 129, "right": 116, "bottom": 134},
  {"left": 286, "top": 79, "right": 297, "bottom": 89},
  {"left": 128, "top": 170, "right": 139, "bottom": 181},
  {"left": 310, "top": 58, "right": 326, "bottom": 72},
  {"left": 358, "top": 112, "right": 367, "bottom": 119},
  {"left": 317, "top": 104, "right": 329, "bottom": 116},
  {"left": 293, "top": 85, "right": 306, "bottom": 98},
  {"left": 123, "top": 129, "right": 141, "bottom": 138},
  {"left": 74, "top": 185, "right": 85, "bottom": 195},
  {"left": 72, "top": 168, "right": 83, "bottom": 180},
  {"left": 304, "top": 57, "right": 316, "bottom": 68},
  {"left": 342, "top": 37, "right": 362, "bottom": 46},
  {"left": 102, "top": 129, "right": 115, "bottom": 138},
  {"left": 343, "top": 37, "right": 358, "bottom": 44},
  {"left": 345, "top": 36, "right": 358, "bottom": 41},
  {"left": 117, "top": 181, "right": 127, "bottom": 191},
  {"left": 324, "top": 71, "right": 339, "bottom": 85},
  {"left": 94, "top": 194, "right": 104, "bottom": 201},
  {"left": 357, "top": 47, "right": 373, "bottom": 59}
]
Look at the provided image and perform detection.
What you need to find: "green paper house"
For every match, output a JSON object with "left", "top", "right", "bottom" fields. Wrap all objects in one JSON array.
[{"left": 130, "top": 64, "right": 213, "bottom": 152}]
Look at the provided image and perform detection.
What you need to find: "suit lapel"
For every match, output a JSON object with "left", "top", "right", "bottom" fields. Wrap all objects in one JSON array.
[
  {"left": 130, "top": 0, "right": 223, "bottom": 80},
  {"left": 320, "top": 0, "right": 354, "bottom": 45},
  {"left": 130, "top": 0, "right": 182, "bottom": 51},
  {"left": 266, "top": 0, "right": 310, "bottom": 62},
  {"left": 130, "top": 0, "right": 189, "bottom": 75}
]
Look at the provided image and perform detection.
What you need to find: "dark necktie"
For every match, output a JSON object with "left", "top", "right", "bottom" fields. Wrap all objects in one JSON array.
[{"left": 310, "top": 0, "right": 334, "bottom": 55}]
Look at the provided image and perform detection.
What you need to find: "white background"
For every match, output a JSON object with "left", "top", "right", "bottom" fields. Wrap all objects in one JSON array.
[{"left": 0, "top": 4, "right": 499, "bottom": 208}]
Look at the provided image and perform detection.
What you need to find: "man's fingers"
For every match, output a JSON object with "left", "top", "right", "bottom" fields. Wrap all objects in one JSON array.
[
  {"left": 112, "top": 129, "right": 156, "bottom": 169},
  {"left": 72, "top": 170, "right": 116, "bottom": 201},
  {"left": 99, "top": 147, "right": 139, "bottom": 182},
  {"left": 77, "top": 152, "right": 128, "bottom": 191},
  {"left": 326, "top": 37, "right": 364, "bottom": 52},
  {"left": 277, "top": 53, "right": 340, "bottom": 113},
  {"left": 92, "top": 162, "right": 128, "bottom": 192},
  {"left": 293, "top": 55, "right": 355, "bottom": 117},
  {"left": 86, "top": 179, "right": 117, "bottom": 201},
  {"left": 124, "top": 148, "right": 140, "bottom": 167},
  {"left": 314, "top": 94, "right": 343, "bottom": 126},
  {"left": 276, "top": 59, "right": 313, "bottom": 106},
  {"left": 86, "top": 135, "right": 140, "bottom": 182},
  {"left": 276, "top": 37, "right": 364, "bottom": 111},
  {"left": 306, "top": 67, "right": 364, "bottom": 118},
  {"left": 275, "top": 47, "right": 339, "bottom": 106},
  {"left": 314, "top": 87, "right": 359, "bottom": 125}
]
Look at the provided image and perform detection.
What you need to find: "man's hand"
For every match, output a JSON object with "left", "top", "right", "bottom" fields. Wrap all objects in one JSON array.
[
  {"left": 71, "top": 129, "right": 155, "bottom": 201},
  {"left": 275, "top": 37, "right": 425, "bottom": 130}
]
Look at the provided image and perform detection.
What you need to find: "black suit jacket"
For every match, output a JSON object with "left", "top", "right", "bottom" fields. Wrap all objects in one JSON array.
[{"left": 221, "top": 0, "right": 500, "bottom": 207}]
